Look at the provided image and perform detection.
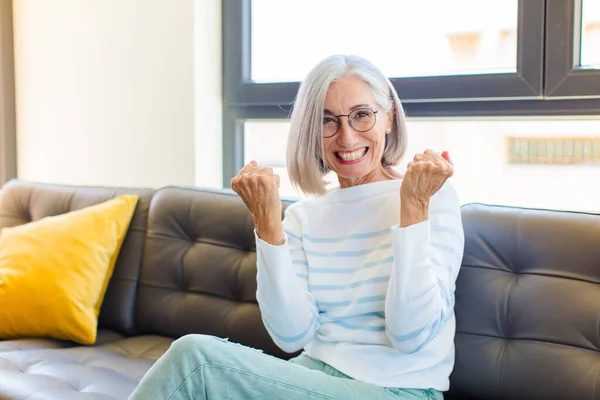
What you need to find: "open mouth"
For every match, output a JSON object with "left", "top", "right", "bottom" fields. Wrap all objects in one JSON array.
[{"left": 334, "top": 147, "right": 368, "bottom": 162}]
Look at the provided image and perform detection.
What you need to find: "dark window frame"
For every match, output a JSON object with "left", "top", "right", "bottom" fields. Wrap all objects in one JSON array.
[
  {"left": 545, "top": 0, "right": 600, "bottom": 97},
  {"left": 222, "top": 0, "right": 600, "bottom": 187},
  {"left": 0, "top": 0, "right": 17, "bottom": 185},
  {"left": 224, "top": 0, "right": 546, "bottom": 106}
]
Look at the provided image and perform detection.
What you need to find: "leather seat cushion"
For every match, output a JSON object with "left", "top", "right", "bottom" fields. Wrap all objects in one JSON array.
[{"left": 0, "top": 330, "right": 173, "bottom": 400}]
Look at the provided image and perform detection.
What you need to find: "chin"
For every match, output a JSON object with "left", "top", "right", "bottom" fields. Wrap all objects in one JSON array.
[
  {"left": 335, "top": 167, "right": 371, "bottom": 178},
  {"left": 330, "top": 163, "right": 378, "bottom": 181}
]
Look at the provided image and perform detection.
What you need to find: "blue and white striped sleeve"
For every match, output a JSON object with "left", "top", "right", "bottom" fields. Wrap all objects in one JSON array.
[
  {"left": 255, "top": 204, "right": 320, "bottom": 353},
  {"left": 385, "top": 181, "right": 465, "bottom": 354}
]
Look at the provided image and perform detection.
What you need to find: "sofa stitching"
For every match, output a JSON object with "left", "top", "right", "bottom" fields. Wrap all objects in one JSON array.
[
  {"left": 129, "top": 194, "right": 154, "bottom": 334},
  {"left": 51, "top": 373, "right": 79, "bottom": 392},
  {"left": 233, "top": 252, "right": 247, "bottom": 302},
  {"left": 456, "top": 331, "right": 598, "bottom": 354},
  {"left": 4, "top": 352, "right": 149, "bottom": 392},
  {"left": 176, "top": 244, "right": 190, "bottom": 292},
  {"left": 5, "top": 360, "right": 81, "bottom": 392},
  {"left": 458, "top": 265, "right": 600, "bottom": 286},
  {"left": 496, "top": 339, "right": 507, "bottom": 399},
  {"left": 121, "top": 226, "right": 147, "bottom": 234},
  {"left": 502, "top": 212, "right": 520, "bottom": 340},
  {"left": 146, "top": 231, "right": 251, "bottom": 252},
  {"left": 0, "top": 355, "right": 24, "bottom": 372},
  {"left": 593, "top": 363, "right": 599, "bottom": 400},
  {"left": 27, "top": 186, "right": 35, "bottom": 221},
  {"left": 514, "top": 210, "right": 521, "bottom": 273},
  {"left": 503, "top": 274, "right": 517, "bottom": 340},
  {"left": 0, "top": 217, "right": 144, "bottom": 235},
  {"left": 68, "top": 190, "right": 76, "bottom": 214},
  {"left": 184, "top": 195, "right": 194, "bottom": 242},
  {"left": 133, "top": 281, "right": 258, "bottom": 304},
  {"left": 0, "top": 344, "right": 68, "bottom": 353},
  {"left": 101, "top": 276, "right": 139, "bottom": 283},
  {"left": 0, "top": 213, "right": 30, "bottom": 223},
  {"left": 478, "top": 234, "right": 511, "bottom": 272},
  {"left": 20, "top": 368, "right": 80, "bottom": 393}
]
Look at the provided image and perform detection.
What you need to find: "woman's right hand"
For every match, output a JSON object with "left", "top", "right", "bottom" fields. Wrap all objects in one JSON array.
[{"left": 230, "top": 161, "right": 284, "bottom": 245}]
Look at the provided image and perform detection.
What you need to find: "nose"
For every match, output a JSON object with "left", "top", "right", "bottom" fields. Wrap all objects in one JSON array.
[{"left": 336, "top": 117, "right": 360, "bottom": 148}]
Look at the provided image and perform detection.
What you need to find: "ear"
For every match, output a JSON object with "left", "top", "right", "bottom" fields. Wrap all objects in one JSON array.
[{"left": 386, "top": 103, "right": 395, "bottom": 133}]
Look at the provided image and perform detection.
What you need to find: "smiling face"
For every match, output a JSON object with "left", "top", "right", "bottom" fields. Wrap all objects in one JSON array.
[{"left": 322, "top": 75, "right": 394, "bottom": 188}]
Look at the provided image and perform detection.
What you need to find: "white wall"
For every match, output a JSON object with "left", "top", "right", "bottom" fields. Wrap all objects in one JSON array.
[
  {"left": 404, "top": 117, "right": 600, "bottom": 213},
  {"left": 194, "top": 0, "right": 222, "bottom": 188},
  {"left": 12, "top": 0, "right": 205, "bottom": 188}
]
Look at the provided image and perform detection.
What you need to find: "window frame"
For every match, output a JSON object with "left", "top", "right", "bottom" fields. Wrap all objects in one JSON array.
[
  {"left": 545, "top": 0, "right": 600, "bottom": 97},
  {"left": 224, "top": 0, "right": 546, "bottom": 106}
]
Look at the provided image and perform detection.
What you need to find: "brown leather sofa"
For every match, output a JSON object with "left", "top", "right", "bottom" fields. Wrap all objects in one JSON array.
[{"left": 0, "top": 179, "right": 598, "bottom": 400}]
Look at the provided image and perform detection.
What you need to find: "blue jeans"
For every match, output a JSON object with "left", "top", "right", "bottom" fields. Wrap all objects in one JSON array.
[{"left": 128, "top": 334, "right": 443, "bottom": 400}]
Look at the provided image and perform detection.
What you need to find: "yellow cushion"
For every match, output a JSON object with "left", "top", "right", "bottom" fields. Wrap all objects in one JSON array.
[{"left": 0, "top": 195, "right": 138, "bottom": 345}]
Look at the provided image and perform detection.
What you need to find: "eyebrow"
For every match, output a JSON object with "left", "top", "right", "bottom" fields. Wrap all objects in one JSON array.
[{"left": 323, "top": 104, "right": 372, "bottom": 115}]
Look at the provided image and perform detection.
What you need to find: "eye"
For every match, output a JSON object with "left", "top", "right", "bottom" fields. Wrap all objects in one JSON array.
[
  {"left": 354, "top": 110, "right": 372, "bottom": 119},
  {"left": 323, "top": 116, "right": 337, "bottom": 124}
]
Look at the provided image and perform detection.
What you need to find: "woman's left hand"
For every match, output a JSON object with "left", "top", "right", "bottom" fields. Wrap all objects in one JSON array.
[{"left": 400, "top": 149, "right": 454, "bottom": 204}]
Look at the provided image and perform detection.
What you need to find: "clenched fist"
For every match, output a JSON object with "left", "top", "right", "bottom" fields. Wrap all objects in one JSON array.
[
  {"left": 231, "top": 161, "right": 284, "bottom": 245},
  {"left": 401, "top": 150, "right": 453, "bottom": 203},
  {"left": 399, "top": 150, "right": 453, "bottom": 228}
]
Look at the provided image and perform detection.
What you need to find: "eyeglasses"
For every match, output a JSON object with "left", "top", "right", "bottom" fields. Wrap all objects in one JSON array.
[{"left": 322, "top": 108, "right": 379, "bottom": 138}]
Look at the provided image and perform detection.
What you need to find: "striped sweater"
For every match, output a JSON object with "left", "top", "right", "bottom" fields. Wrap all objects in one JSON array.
[{"left": 255, "top": 178, "right": 464, "bottom": 391}]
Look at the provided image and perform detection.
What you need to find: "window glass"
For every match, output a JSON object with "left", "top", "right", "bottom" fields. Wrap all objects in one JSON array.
[
  {"left": 251, "top": 0, "right": 519, "bottom": 82},
  {"left": 580, "top": 0, "right": 600, "bottom": 68}
]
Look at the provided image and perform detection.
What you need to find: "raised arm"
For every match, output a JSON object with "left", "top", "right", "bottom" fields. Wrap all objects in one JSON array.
[
  {"left": 255, "top": 205, "right": 320, "bottom": 353},
  {"left": 384, "top": 150, "right": 464, "bottom": 353},
  {"left": 231, "top": 161, "right": 319, "bottom": 353}
]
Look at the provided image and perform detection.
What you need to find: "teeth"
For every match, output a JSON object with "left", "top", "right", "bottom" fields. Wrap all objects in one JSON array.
[{"left": 338, "top": 148, "right": 367, "bottom": 161}]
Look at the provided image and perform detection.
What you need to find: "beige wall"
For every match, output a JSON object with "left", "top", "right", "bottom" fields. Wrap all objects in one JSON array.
[
  {"left": 12, "top": 0, "right": 207, "bottom": 188},
  {"left": 194, "top": 0, "right": 222, "bottom": 188}
]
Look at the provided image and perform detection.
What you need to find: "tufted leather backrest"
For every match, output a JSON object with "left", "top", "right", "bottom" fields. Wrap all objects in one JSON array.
[
  {"left": 3, "top": 180, "right": 599, "bottom": 399},
  {"left": 133, "top": 186, "right": 295, "bottom": 359},
  {"left": 0, "top": 180, "right": 156, "bottom": 335},
  {"left": 448, "top": 203, "right": 600, "bottom": 400}
]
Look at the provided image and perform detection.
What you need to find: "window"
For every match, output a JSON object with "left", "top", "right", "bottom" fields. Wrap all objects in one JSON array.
[
  {"left": 223, "top": 0, "right": 545, "bottom": 107},
  {"left": 251, "top": 0, "right": 518, "bottom": 83},
  {"left": 245, "top": 118, "right": 600, "bottom": 213},
  {"left": 223, "top": 0, "right": 600, "bottom": 214},
  {"left": 580, "top": 0, "right": 600, "bottom": 68}
]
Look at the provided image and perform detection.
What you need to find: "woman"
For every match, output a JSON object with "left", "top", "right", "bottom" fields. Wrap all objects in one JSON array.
[{"left": 129, "top": 55, "right": 464, "bottom": 400}]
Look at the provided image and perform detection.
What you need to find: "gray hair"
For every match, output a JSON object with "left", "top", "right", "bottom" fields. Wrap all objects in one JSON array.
[{"left": 286, "top": 55, "right": 408, "bottom": 196}]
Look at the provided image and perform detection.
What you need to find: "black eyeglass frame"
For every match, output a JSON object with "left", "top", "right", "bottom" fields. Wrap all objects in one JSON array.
[{"left": 322, "top": 108, "right": 380, "bottom": 138}]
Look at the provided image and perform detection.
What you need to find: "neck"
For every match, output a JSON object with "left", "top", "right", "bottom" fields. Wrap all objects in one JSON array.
[{"left": 337, "top": 166, "right": 401, "bottom": 188}]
